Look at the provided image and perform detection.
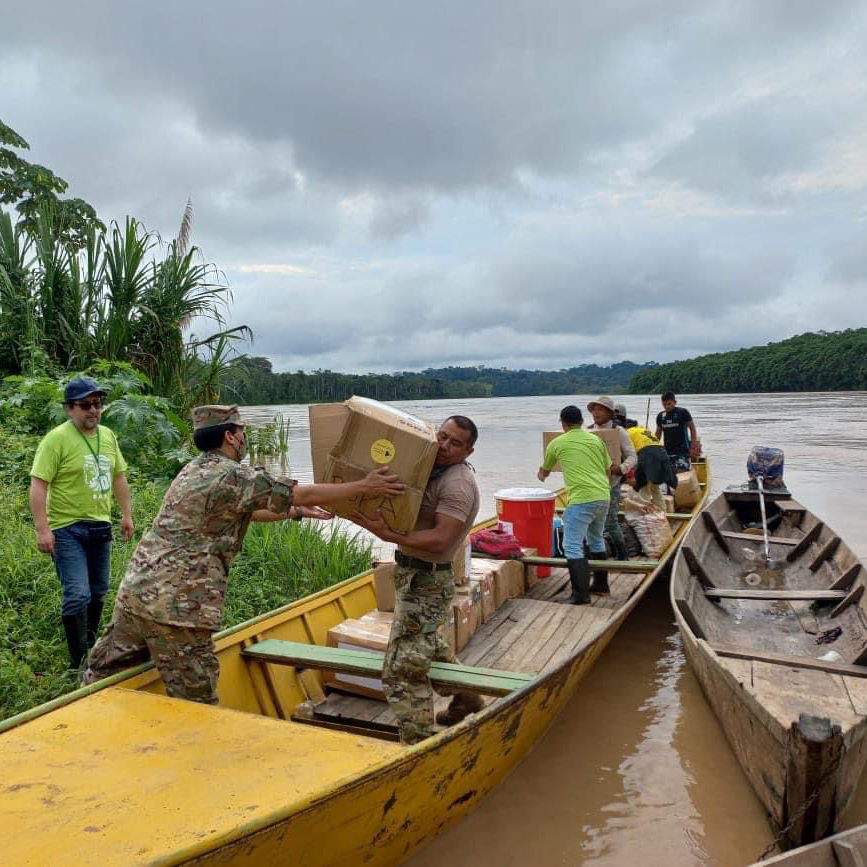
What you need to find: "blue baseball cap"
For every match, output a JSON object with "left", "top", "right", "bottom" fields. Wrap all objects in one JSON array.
[{"left": 64, "top": 377, "right": 107, "bottom": 403}]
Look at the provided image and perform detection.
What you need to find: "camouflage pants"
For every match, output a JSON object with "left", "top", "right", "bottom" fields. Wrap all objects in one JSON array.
[
  {"left": 604, "top": 482, "right": 626, "bottom": 551},
  {"left": 83, "top": 600, "right": 219, "bottom": 704},
  {"left": 383, "top": 565, "right": 471, "bottom": 745}
]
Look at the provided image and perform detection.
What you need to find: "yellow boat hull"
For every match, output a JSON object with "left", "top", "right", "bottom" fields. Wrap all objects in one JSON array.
[{"left": 1, "top": 462, "right": 710, "bottom": 865}]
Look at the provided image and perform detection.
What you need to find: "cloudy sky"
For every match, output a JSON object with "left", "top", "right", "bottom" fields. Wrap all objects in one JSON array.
[{"left": 3, "top": 1, "right": 866, "bottom": 373}]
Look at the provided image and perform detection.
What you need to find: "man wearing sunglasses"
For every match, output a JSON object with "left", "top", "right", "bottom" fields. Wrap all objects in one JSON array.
[{"left": 29, "top": 377, "right": 135, "bottom": 669}]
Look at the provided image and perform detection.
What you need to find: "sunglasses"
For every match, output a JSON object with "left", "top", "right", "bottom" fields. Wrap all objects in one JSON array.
[{"left": 72, "top": 398, "right": 104, "bottom": 410}]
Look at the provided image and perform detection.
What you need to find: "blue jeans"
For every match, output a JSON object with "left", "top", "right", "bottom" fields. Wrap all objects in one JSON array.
[
  {"left": 562, "top": 501, "right": 609, "bottom": 559},
  {"left": 53, "top": 521, "right": 112, "bottom": 616}
]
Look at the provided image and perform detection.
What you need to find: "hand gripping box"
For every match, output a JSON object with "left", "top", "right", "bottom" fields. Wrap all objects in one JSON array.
[{"left": 309, "top": 396, "right": 439, "bottom": 533}]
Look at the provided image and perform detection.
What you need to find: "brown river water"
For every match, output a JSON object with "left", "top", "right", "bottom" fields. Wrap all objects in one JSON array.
[{"left": 243, "top": 392, "right": 867, "bottom": 866}]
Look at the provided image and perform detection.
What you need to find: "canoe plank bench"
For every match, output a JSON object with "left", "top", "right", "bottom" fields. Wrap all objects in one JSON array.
[
  {"left": 704, "top": 588, "right": 847, "bottom": 601},
  {"left": 242, "top": 639, "right": 535, "bottom": 697}
]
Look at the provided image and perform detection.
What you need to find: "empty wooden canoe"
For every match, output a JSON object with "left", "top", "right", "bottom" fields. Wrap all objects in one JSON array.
[{"left": 671, "top": 486, "right": 867, "bottom": 851}]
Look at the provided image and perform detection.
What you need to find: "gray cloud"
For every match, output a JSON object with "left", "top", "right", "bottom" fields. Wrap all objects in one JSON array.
[{"left": 1, "top": 1, "right": 866, "bottom": 373}]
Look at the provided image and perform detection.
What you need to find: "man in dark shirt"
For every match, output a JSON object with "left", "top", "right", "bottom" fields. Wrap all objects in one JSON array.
[{"left": 655, "top": 392, "right": 699, "bottom": 471}]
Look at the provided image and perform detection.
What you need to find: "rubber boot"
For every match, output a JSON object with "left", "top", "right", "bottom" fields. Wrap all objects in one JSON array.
[
  {"left": 562, "top": 558, "right": 591, "bottom": 605},
  {"left": 436, "top": 692, "right": 485, "bottom": 726},
  {"left": 86, "top": 594, "right": 105, "bottom": 648},
  {"left": 589, "top": 550, "right": 610, "bottom": 595},
  {"left": 612, "top": 537, "right": 629, "bottom": 562},
  {"left": 62, "top": 610, "right": 89, "bottom": 669}
]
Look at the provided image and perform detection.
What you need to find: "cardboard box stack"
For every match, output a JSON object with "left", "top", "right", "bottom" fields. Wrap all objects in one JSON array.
[
  {"left": 324, "top": 609, "right": 454, "bottom": 700},
  {"left": 472, "top": 558, "right": 524, "bottom": 609},
  {"left": 372, "top": 538, "right": 472, "bottom": 613},
  {"left": 452, "top": 583, "right": 482, "bottom": 652},
  {"left": 309, "top": 396, "right": 438, "bottom": 533},
  {"left": 324, "top": 615, "right": 392, "bottom": 700},
  {"left": 468, "top": 568, "right": 496, "bottom": 622}
]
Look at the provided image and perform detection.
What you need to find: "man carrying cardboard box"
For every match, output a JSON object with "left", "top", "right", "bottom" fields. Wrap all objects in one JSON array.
[
  {"left": 85, "top": 405, "right": 404, "bottom": 705},
  {"left": 352, "top": 415, "right": 482, "bottom": 745},
  {"left": 538, "top": 406, "right": 611, "bottom": 605},
  {"left": 586, "top": 396, "right": 637, "bottom": 571}
]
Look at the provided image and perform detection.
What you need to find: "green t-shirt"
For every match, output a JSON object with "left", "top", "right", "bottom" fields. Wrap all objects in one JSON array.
[
  {"left": 30, "top": 421, "right": 128, "bottom": 529},
  {"left": 543, "top": 428, "right": 611, "bottom": 506}
]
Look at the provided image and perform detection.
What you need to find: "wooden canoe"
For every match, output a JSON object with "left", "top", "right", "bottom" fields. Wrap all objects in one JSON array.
[
  {"left": 0, "top": 459, "right": 709, "bottom": 865},
  {"left": 671, "top": 487, "right": 867, "bottom": 852},
  {"left": 749, "top": 821, "right": 867, "bottom": 865}
]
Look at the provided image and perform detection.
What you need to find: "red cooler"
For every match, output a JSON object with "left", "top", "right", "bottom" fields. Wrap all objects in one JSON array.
[{"left": 494, "top": 487, "right": 556, "bottom": 577}]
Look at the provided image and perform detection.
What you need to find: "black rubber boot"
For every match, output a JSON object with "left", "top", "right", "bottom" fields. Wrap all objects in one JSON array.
[
  {"left": 589, "top": 550, "right": 610, "bottom": 594},
  {"left": 86, "top": 595, "right": 105, "bottom": 648},
  {"left": 62, "top": 610, "right": 89, "bottom": 668},
  {"left": 562, "top": 558, "right": 591, "bottom": 605},
  {"left": 612, "top": 538, "right": 629, "bottom": 562}
]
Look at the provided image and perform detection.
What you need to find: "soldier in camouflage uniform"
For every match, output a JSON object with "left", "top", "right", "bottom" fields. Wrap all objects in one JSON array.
[
  {"left": 85, "top": 405, "right": 403, "bottom": 704},
  {"left": 353, "top": 416, "right": 483, "bottom": 744}
]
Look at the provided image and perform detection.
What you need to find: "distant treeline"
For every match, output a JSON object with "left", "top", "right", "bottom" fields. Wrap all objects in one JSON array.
[
  {"left": 628, "top": 329, "right": 867, "bottom": 394},
  {"left": 222, "top": 359, "right": 650, "bottom": 405}
]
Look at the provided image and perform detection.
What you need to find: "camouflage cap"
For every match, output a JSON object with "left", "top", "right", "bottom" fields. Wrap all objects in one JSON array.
[{"left": 192, "top": 405, "right": 244, "bottom": 431}]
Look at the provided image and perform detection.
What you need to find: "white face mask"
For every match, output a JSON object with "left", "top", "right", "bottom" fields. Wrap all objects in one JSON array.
[{"left": 231, "top": 431, "right": 247, "bottom": 462}]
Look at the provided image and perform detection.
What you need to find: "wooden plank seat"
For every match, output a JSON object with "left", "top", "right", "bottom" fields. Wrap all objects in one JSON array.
[
  {"left": 710, "top": 644, "right": 867, "bottom": 679},
  {"left": 514, "top": 555, "right": 659, "bottom": 573},
  {"left": 242, "top": 640, "right": 535, "bottom": 697},
  {"left": 720, "top": 531, "right": 799, "bottom": 546},
  {"left": 704, "top": 588, "right": 846, "bottom": 601}
]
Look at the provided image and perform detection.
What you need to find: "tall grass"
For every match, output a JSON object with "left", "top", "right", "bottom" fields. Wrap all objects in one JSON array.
[{"left": 0, "top": 433, "right": 373, "bottom": 720}]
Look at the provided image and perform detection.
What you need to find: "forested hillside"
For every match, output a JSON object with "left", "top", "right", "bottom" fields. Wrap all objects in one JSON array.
[
  {"left": 628, "top": 329, "right": 867, "bottom": 393},
  {"left": 222, "top": 359, "right": 650, "bottom": 404}
]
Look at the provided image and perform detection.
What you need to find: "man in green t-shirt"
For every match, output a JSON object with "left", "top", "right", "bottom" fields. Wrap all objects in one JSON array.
[
  {"left": 30, "top": 377, "right": 134, "bottom": 667},
  {"left": 538, "top": 405, "right": 611, "bottom": 605}
]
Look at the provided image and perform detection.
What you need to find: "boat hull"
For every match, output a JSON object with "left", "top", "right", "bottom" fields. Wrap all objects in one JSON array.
[{"left": 671, "top": 489, "right": 867, "bottom": 850}]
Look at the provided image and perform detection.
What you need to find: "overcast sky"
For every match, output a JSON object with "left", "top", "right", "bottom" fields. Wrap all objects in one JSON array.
[{"left": 3, "top": 1, "right": 866, "bottom": 373}]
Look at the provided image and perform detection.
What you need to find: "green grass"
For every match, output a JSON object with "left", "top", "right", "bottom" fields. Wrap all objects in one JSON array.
[{"left": 0, "top": 433, "right": 373, "bottom": 720}]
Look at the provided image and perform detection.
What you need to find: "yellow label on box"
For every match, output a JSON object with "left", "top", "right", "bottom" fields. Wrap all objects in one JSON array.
[{"left": 370, "top": 438, "right": 396, "bottom": 464}]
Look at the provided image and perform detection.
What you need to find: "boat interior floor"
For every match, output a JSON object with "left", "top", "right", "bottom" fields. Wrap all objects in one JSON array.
[{"left": 311, "top": 567, "right": 644, "bottom": 737}]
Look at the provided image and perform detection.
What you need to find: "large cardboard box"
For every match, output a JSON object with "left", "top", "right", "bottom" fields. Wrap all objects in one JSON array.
[
  {"left": 373, "top": 561, "right": 396, "bottom": 612},
  {"left": 309, "top": 397, "right": 439, "bottom": 534},
  {"left": 674, "top": 469, "right": 701, "bottom": 509},
  {"left": 591, "top": 428, "right": 622, "bottom": 467},
  {"left": 468, "top": 570, "right": 496, "bottom": 622},
  {"left": 473, "top": 558, "right": 523, "bottom": 608},
  {"left": 453, "top": 583, "right": 482, "bottom": 652},
  {"left": 542, "top": 431, "right": 562, "bottom": 473}
]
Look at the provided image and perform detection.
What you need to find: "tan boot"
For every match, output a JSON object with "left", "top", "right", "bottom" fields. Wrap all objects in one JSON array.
[{"left": 435, "top": 692, "right": 485, "bottom": 726}]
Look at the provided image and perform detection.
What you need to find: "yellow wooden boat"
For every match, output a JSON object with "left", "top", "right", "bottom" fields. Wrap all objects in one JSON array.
[{"left": 0, "top": 460, "right": 709, "bottom": 865}]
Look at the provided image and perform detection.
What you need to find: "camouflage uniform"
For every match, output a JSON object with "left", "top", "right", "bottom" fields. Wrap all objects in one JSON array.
[
  {"left": 383, "top": 564, "right": 477, "bottom": 745},
  {"left": 85, "top": 405, "right": 295, "bottom": 703}
]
